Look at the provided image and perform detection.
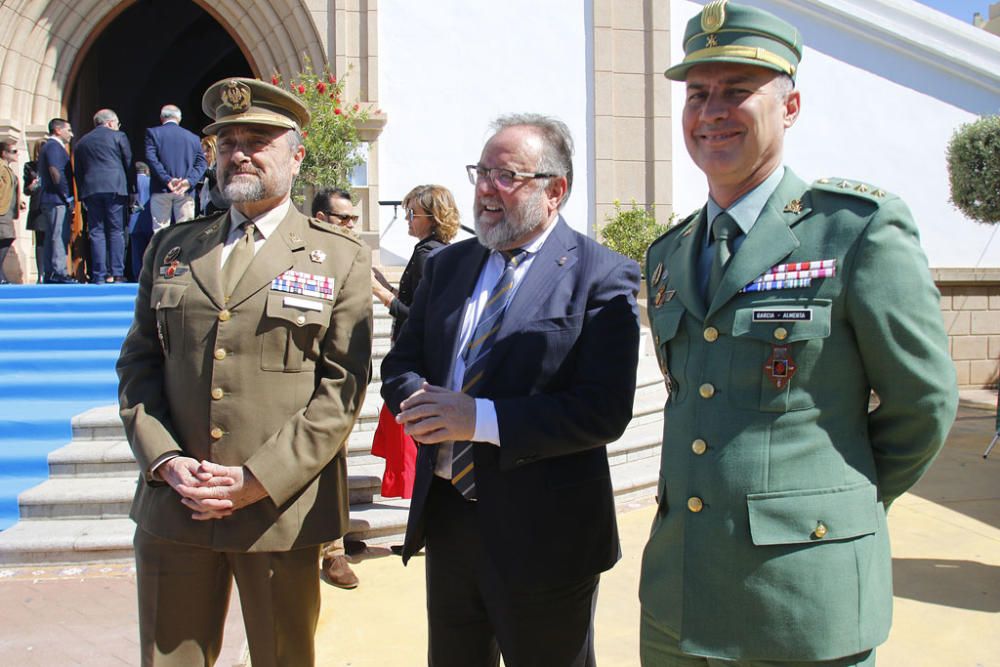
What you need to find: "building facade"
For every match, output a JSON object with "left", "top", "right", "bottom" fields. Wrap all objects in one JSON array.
[{"left": 0, "top": 0, "right": 997, "bottom": 388}]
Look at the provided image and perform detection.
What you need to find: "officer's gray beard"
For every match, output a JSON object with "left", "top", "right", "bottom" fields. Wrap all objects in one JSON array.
[
  {"left": 222, "top": 173, "right": 265, "bottom": 203},
  {"left": 474, "top": 187, "right": 547, "bottom": 250}
]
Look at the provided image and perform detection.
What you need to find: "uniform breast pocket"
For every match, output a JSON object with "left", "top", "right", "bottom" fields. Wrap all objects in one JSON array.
[
  {"left": 651, "top": 303, "right": 687, "bottom": 402},
  {"left": 150, "top": 282, "right": 187, "bottom": 356},
  {"left": 260, "top": 291, "right": 331, "bottom": 372},
  {"left": 729, "top": 299, "right": 832, "bottom": 412}
]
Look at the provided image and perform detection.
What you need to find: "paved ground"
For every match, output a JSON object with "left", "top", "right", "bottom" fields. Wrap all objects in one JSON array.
[{"left": 0, "top": 397, "right": 996, "bottom": 666}]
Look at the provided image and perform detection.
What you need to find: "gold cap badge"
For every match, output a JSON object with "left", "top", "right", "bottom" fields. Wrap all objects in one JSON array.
[
  {"left": 701, "top": 0, "right": 728, "bottom": 33},
  {"left": 221, "top": 80, "right": 251, "bottom": 113}
]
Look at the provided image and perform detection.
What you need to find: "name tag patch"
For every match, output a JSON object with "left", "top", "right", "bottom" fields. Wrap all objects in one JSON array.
[
  {"left": 283, "top": 295, "right": 324, "bottom": 312},
  {"left": 752, "top": 309, "right": 812, "bottom": 322}
]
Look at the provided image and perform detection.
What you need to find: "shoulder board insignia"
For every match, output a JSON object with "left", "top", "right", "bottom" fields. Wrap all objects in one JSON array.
[{"left": 812, "top": 177, "right": 893, "bottom": 203}]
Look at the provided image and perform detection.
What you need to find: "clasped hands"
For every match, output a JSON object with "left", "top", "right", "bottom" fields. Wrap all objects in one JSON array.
[
  {"left": 159, "top": 456, "right": 269, "bottom": 521},
  {"left": 395, "top": 383, "right": 476, "bottom": 444},
  {"left": 167, "top": 177, "right": 190, "bottom": 194}
]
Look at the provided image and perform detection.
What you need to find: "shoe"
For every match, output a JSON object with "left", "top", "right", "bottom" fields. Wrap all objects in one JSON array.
[
  {"left": 321, "top": 555, "right": 359, "bottom": 589},
  {"left": 50, "top": 274, "right": 78, "bottom": 284},
  {"left": 105, "top": 277, "right": 114, "bottom": 283}
]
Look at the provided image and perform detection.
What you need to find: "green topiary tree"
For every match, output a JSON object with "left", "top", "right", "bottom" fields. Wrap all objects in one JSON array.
[
  {"left": 600, "top": 200, "right": 673, "bottom": 272},
  {"left": 946, "top": 114, "right": 1000, "bottom": 225},
  {"left": 271, "top": 58, "right": 372, "bottom": 201}
]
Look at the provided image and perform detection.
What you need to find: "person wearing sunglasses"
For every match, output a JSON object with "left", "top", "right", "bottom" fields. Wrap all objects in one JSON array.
[
  {"left": 0, "top": 139, "right": 22, "bottom": 284},
  {"left": 311, "top": 187, "right": 359, "bottom": 232}
]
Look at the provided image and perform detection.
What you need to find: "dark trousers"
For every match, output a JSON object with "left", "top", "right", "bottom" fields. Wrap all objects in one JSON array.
[
  {"left": 424, "top": 476, "right": 599, "bottom": 667},
  {"left": 0, "top": 238, "right": 12, "bottom": 282},
  {"left": 84, "top": 193, "right": 126, "bottom": 281},
  {"left": 133, "top": 527, "right": 321, "bottom": 667}
]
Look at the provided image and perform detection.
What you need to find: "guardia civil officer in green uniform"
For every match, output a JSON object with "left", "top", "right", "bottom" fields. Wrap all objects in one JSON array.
[
  {"left": 117, "top": 78, "right": 372, "bottom": 666},
  {"left": 639, "top": 2, "right": 958, "bottom": 665}
]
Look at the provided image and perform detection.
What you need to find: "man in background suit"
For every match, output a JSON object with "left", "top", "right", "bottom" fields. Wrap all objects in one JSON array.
[
  {"left": 37, "top": 117, "right": 76, "bottom": 283},
  {"left": 381, "top": 113, "right": 640, "bottom": 666},
  {"left": 145, "top": 104, "right": 206, "bottom": 233},
  {"left": 75, "top": 108, "right": 132, "bottom": 283},
  {"left": 118, "top": 77, "right": 372, "bottom": 666},
  {"left": 639, "top": 2, "right": 959, "bottom": 665}
]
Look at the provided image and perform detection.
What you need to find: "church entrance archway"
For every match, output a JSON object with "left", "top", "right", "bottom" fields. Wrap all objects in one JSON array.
[{"left": 67, "top": 0, "right": 254, "bottom": 158}]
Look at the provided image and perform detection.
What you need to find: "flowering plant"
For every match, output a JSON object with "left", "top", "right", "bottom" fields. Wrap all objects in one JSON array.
[{"left": 271, "top": 58, "right": 371, "bottom": 197}]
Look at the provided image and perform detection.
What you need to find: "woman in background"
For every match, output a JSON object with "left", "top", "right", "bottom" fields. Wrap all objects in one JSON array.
[
  {"left": 370, "top": 184, "right": 460, "bottom": 499},
  {"left": 22, "top": 138, "right": 47, "bottom": 282}
]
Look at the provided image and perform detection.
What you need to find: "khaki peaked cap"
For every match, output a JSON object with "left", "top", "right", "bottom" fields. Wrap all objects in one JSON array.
[{"left": 202, "top": 77, "right": 310, "bottom": 135}]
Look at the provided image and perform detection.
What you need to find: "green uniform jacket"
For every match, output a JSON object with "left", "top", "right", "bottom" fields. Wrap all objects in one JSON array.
[
  {"left": 117, "top": 206, "right": 372, "bottom": 552},
  {"left": 639, "top": 169, "right": 958, "bottom": 661}
]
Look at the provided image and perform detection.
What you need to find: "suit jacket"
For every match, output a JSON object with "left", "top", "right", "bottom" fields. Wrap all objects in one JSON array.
[
  {"left": 74, "top": 125, "right": 132, "bottom": 198},
  {"left": 639, "top": 169, "right": 958, "bottom": 661},
  {"left": 38, "top": 137, "right": 73, "bottom": 209},
  {"left": 117, "top": 205, "right": 373, "bottom": 552},
  {"left": 381, "top": 217, "right": 641, "bottom": 587},
  {"left": 144, "top": 121, "right": 207, "bottom": 194}
]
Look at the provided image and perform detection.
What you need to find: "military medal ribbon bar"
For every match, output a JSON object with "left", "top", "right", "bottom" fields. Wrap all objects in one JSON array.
[
  {"left": 740, "top": 259, "right": 836, "bottom": 293},
  {"left": 271, "top": 269, "right": 335, "bottom": 300}
]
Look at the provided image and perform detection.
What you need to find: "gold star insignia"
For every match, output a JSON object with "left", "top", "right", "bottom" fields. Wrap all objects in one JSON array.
[
  {"left": 783, "top": 199, "right": 803, "bottom": 214},
  {"left": 854, "top": 183, "right": 870, "bottom": 194},
  {"left": 706, "top": 34, "right": 719, "bottom": 47},
  {"left": 837, "top": 180, "right": 852, "bottom": 189},
  {"left": 872, "top": 189, "right": 886, "bottom": 198},
  {"left": 818, "top": 178, "right": 830, "bottom": 184}
]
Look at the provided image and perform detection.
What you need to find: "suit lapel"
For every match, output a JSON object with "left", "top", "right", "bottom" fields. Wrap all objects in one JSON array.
[
  {"left": 227, "top": 207, "right": 304, "bottom": 308},
  {"left": 187, "top": 213, "right": 230, "bottom": 310},
  {"left": 708, "top": 170, "right": 812, "bottom": 317},
  {"left": 440, "top": 242, "right": 490, "bottom": 381},
  {"left": 667, "top": 210, "right": 708, "bottom": 322},
  {"left": 488, "top": 218, "right": 577, "bottom": 372}
]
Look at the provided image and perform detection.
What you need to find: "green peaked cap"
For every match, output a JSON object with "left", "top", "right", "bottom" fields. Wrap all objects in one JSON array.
[{"left": 665, "top": 0, "right": 803, "bottom": 81}]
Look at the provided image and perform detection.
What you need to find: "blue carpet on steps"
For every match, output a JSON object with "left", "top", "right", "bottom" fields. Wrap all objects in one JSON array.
[{"left": 0, "top": 283, "right": 138, "bottom": 530}]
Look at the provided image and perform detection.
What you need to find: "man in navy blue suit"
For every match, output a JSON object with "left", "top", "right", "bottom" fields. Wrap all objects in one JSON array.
[
  {"left": 37, "top": 117, "right": 76, "bottom": 283},
  {"left": 75, "top": 108, "right": 132, "bottom": 283},
  {"left": 381, "top": 114, "right": 641, "bottom": 667},
  {"left": 144, "top": 104, "right": 206, "bottom": 234}
]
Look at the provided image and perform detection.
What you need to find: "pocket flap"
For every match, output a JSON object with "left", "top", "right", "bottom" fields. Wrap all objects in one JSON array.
[
  {"left": 651, "top": 303, "right": 684, "bottom": 342},
  {"left": 266, "top": 290, "right": 330, "bottom": 327},
  {"left": 151, "top": 282, "right": 186, "bottom": 310},
  {"left": 733, "top": 299, "right": 831, "bottom": 343},
  {"left": 747, "top": 483, "right": 878, "bottom": 545}
]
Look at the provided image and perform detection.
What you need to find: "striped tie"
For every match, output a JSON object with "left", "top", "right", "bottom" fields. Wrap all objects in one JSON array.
[{"left": 451, "top": 248, "right": 526, "bottom": 499}]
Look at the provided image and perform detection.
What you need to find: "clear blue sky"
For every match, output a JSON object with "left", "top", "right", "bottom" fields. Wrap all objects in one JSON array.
[{"left": 915, "top": 0, "right": 991, "bottom": 22}]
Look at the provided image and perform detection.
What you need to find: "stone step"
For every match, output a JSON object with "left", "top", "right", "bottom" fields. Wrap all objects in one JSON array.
[
  {"left": 16, "top": 472, "right": 386, "bottom": 521},
  {"left": 0, "top": 448, "right": 659, "bottom": 565}
]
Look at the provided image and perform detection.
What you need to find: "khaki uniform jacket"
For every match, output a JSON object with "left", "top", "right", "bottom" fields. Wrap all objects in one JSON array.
[
  {"left": 117, "top": 205, "right": 372, "bottom": 552},
  {"left": 639, "top": 169, "right": 958, "bottom": 661}
]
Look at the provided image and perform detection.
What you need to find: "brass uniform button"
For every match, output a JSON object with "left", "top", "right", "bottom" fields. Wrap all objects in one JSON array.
[
  {"left": 814, "top": 522, "right": 828, "bottom": 539},
  {"left": 210, "top": 427, "right": 224, "bottom": 440},
  {"left": 774, "top": 327, "right": 789, "bottom": 341},
  {"left": 691, "top": 439, "right": 707, "bottom": 455},
  {"left": 703, "top": 327, "right": 719, "bottom": 342},
  {"left": 211, "top": 388, "right": 224, "bottom": 400},
  {"left": 219, "top": 310, "right": 231, "bottom": 322},
  {"left": 699, "top": 383, "right": 715, "bottom": 399},
  {"left": 687, "top": 497, "right": 704, "bottom": 513},
  {"left": 214, "top": 348, "right": 227, "bottom": 360},
  {"left": 296, "top": 315, "right": 306, "bottom": 325}
]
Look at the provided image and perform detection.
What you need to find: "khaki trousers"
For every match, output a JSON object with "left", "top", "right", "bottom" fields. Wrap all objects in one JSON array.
[{"left": 134, "top": 527, "right": 321, "bottom": 667}]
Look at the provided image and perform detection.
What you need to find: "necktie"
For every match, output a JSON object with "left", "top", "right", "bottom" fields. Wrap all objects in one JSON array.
[
  {"left": 707, "top": 212, "right": 739, "bottom": 301},
  {"left": 450, "top": 248, "right": 526, "bottom": 500},
  {"left": 221, "top": 221, "right": 256, "bottom": 297}
]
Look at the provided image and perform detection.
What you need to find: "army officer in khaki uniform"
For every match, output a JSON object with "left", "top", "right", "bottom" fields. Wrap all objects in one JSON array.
[
  {"left": 639, "top": 2, "right": 958, "bottom": 665},
  {"left": 117, "top": 77, "right": 372, "bottom": 666}
]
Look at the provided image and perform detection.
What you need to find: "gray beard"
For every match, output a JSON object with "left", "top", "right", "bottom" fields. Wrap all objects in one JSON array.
[
  {"left": 474, "top": 190, "right": 547, "bottom": 250},
  {"left": 222, "top": 176, "right": 264, "bottom": 203}
]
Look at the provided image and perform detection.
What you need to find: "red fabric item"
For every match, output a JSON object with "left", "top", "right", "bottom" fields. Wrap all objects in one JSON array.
[{"left": 371, "top": 403, "right": 417, "bottom": 499}]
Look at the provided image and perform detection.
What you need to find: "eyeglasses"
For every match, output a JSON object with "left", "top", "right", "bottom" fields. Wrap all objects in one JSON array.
[
  {"left": 466, "top": 164, "right": 556, "bottom": 190},
  {"left": 405, "top": 208, "right": 434, "bottom": 221},
  {"left": 324, "top": 212, "right": 359, "bottom": 224}
]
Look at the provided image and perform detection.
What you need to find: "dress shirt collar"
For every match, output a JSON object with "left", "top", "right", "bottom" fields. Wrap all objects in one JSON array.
[
  {"left": 488, "top": 213, "right": 559, "bottom": 262},
  {"left": 228, "top": 199, "right": 291, "bottom": 242},
  {"left": 705, "top": 165, "right": 785, "bottom": 243}
]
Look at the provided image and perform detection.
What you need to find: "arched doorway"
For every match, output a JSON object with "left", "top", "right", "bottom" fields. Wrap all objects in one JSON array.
[{"left": 67, "top": 0, "right": 254, "bottom": 159}]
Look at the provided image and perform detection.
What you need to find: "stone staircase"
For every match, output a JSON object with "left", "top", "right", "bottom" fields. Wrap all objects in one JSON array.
[{"left": 0, "top": 296, "right": 665, "bottom": 565}]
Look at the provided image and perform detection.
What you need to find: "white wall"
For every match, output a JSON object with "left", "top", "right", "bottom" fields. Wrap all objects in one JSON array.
[
  {"left": 377, "top": 0, "right": 593, "bottom": 265},
  {"left": 670, "top": 0, "right": 1000, "bottom": 268}
]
